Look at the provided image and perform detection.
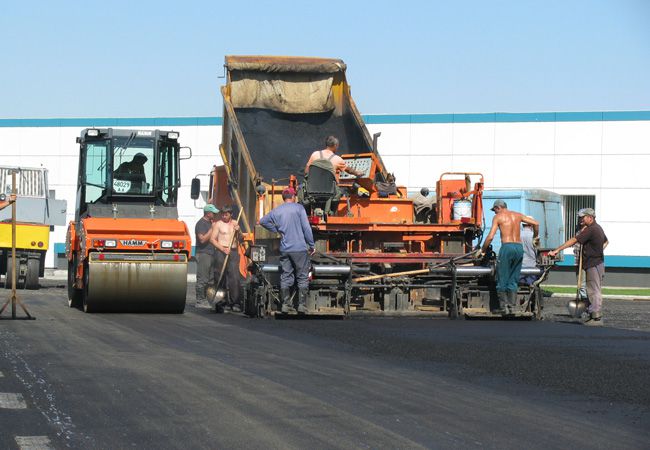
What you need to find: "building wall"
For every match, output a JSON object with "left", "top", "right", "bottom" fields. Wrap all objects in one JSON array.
[{"left": 1, "top": 112, "right": 648, "bottom": 274}]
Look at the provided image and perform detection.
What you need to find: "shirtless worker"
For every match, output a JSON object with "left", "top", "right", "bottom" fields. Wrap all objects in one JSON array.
[
  {"left": 209, "top": 205, "right": 242, "bottom": 312},
  {"left": 479, "top": 200, "right": 539, "bottom": 313},
  {"left": 305, "top": 136, "right": 364, "bottom": 181}
]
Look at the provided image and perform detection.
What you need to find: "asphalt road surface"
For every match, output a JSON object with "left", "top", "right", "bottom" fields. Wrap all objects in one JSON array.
[{"left": 1, "top": 282, "right": 649, "bottom": 449}]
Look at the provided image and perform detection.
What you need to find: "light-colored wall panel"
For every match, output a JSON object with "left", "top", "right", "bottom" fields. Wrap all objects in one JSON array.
[
  {"left": 17, "top": 128, "right": 61, "bottom": 157},
  {"left": 601, "top": 154, "right": 650, "bottom": 189},
  {"left": 554, "top": 121, "right": 602, "bottom": 155},
  {"left": 594, "top": 222, "right": 638, "bottom": 257},
  {"left": 408, "top": 155, "right": 453, "bottom": 189},
  {"left": 553, "top": 155, "right": 602, "bottom": 189},
  {"left": 450, "top": 155, "right": 495, "bottom": 186},
  {"left": 381, "top": 155, "right": 410, "bottom": 184},
  {"left": 495, "top": 122, "right": 555, "bottom": 155},
  {"left": 602, "top": 121, "right": 650, "bottom": 155},
  {"left": 410, "top": 123, "right": 453, "bottom": 156},
  {"left": 452, "top": 123, "right": 495, "bottom": 156},
  {"left": 0, "top": 128, "right": 24, "bottom": 156},
  {"left": 599, "top": 188, "right": 650, "bottom": 224},
  {"left": 493, "top": 155, "right": 554, "bottom": 189}
]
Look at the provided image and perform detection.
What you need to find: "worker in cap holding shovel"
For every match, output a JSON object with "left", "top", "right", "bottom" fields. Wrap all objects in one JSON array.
[{"left": 550, "top": 208, "right": 608, "bottom": 325}]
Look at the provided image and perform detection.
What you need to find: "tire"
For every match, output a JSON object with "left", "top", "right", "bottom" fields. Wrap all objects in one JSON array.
[
  {"left": 82, "top": 263, "right": 95, "bottom": 313},
  {"left": 67, "top": 258, "right": 83, "bottom": 309},
  {"left": 25, "top": 258, "right": 40, "bottom": 290},
  {"left": 4, "top": 257, "right": 25, "bottom": 290}
]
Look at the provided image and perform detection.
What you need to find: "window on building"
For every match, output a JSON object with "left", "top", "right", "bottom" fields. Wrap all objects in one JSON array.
[{"left": 563, "top": 195, "right": 596, "bottom": 240}]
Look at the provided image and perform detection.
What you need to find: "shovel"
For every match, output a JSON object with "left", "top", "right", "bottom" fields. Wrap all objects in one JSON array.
[
  {"left": 213, "top": 208, "right": 244, "bottom": 306},
  {"left": 567, "top": 247, "right": 587, "bottom": 318}
]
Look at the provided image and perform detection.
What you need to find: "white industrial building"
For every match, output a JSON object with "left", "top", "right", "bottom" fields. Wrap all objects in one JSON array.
[{"left": 1, "top": 111, "right": 648, "bottom": 286}]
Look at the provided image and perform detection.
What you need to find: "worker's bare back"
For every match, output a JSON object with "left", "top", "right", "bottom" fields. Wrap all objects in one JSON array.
[{"left": 494, "top": 210, "right": 525, "bottom": 243}]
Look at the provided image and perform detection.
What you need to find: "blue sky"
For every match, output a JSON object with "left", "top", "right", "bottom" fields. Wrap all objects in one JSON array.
[{"left": 1, "top": 0, "right": 648, "bottom": 118}]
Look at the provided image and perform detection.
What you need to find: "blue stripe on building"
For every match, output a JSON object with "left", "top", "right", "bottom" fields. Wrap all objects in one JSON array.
[
  {"left": 557, "top": 255, "right": 650, "bottom": 269},
  {"left": 2, "top": 111, "right": 650, "bottom": 128}
]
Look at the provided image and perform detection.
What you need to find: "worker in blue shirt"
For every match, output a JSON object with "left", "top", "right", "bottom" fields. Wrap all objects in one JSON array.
[{"left": 259, "top": 188, "right": 315, "bottom": 313}]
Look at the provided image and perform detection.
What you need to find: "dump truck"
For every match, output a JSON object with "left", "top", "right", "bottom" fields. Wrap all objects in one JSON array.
[
  {"left": 0, "top": 166, "right": 67, "bottom": 289},
  {"left": 203, "top": 55, "right": 554, "bottom": 319},
  {"left": 67, "top": 128, "right": 191, "bottom": 313}
]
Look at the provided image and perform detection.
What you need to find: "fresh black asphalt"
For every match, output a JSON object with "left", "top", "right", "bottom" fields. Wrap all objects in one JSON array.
[{"left": 0, "top": 281, "right": 648, "bottom": 449}]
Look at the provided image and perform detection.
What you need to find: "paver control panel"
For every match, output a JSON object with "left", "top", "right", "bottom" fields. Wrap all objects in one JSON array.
[{"left": 339, "top": 156, "right": 373, "bottom": 179}]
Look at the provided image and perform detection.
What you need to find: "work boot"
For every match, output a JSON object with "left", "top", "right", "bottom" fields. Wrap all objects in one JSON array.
[
  {"left": 280, "top": 288, "right": 294, "bottom": 314},
  {"left": 494, "top": 292, "right": 508, "bottom": 314},
  {"left": 297, "top": 289, "right": 309, "bottom": 314},
  {"left": 584, "top": 311, "right": 603, "bottom": 326},
  {"left": 507, "top": 291, "right": 518, "bottom": 313}
]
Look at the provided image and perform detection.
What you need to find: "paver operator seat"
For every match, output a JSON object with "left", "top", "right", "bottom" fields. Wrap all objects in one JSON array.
[{"left": 300, "top": 159, "right": 341, "bottom": 216}]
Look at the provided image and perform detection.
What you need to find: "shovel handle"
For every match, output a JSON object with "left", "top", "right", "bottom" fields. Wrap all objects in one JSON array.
[{"left": 216, "top": 208, "right": 244, "bottom": 288}]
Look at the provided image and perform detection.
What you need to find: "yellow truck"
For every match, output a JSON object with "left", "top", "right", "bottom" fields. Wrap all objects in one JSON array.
[{"left": 0, "top": 167, "right": 67, "bottom": 289}]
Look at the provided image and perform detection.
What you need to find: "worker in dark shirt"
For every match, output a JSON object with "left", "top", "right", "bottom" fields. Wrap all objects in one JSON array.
[
  {"left": 550, "top": 208, "right": 608, "bottom": 325},
  {"left": 194, "top": 204, "right": 219, "bottom": 307},
  {"left": 259, "top": 188, "right": 315, "bottom": 314},
  {"left": 114, "top": 153, "right": 148, "bottom": 193}
]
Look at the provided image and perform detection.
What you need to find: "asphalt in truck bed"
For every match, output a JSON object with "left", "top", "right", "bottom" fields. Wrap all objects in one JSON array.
[{"left": 0, "top": 282, "right": 648, "bottom": 449}]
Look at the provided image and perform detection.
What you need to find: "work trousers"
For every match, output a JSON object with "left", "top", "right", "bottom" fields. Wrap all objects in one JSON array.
[
  {"left": 214, "top": 249, "right": 241, "bottom": 305},
  {"left": 195, "top": 252, "right": 214, "bottom": 302},
  {"left": 279, "top": 251, "right": 310, "bottom": 290},
  {"left": 585, "top": 263, "right": 605, "bottom": 314},
  {"left": 496, "top": 243, "right": 523, "bottom": 293}
]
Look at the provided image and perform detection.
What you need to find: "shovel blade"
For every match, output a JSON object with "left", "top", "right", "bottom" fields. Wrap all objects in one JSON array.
[{"left": 567, "top": 299, "right": 587, "bottom": 318}]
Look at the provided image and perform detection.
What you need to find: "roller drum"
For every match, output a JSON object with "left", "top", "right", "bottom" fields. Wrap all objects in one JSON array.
[{"left": 86, "top": 253, "right": 187, "bottom": 312}]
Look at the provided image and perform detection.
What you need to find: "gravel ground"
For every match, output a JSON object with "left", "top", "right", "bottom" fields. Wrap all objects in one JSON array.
[{"left": 542, "top": 295, "right": 650, "bottom": 332}]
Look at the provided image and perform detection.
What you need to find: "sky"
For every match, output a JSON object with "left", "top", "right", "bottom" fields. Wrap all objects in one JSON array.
[{"left": 1, "top": 0, "right": 649, "bottom": 118}]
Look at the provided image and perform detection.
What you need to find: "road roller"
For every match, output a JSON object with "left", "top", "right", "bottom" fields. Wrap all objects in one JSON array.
[{"left": 66, "top": 128, "right": 192, "bottom": 313}]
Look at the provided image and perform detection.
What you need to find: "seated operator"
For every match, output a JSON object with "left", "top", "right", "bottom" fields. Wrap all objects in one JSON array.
[
  {"left": 113, "top": 152, "right": 148, "bottom": 193},
  {"left": 305, "top": 136, "right": 363, "bottom": 181}
]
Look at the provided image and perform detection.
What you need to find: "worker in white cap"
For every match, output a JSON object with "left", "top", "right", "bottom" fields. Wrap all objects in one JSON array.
[{"left": 520, "top": 216, "right": 539, "bottom": 285}]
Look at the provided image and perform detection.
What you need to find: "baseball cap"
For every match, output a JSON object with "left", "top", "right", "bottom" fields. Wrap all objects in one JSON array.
[
  {"left": 282, "top": 188, "right": 296, "bottom": 197},
  {"left": 577, "top": 207, "right": 595, "bottom": 218},
  {"left": 203, "top": 204, "right": 219, "bottom": 214},
  {"left": 490, "top": 199, "right": 507, "bottom": 211},
  {"left": 134, "top": 152, "right": 148, "bottom": 162}
]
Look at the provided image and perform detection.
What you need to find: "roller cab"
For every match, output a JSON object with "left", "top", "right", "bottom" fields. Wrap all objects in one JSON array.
[{"left": 67, "top": 128, "right": 191, "bottom": 313}]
